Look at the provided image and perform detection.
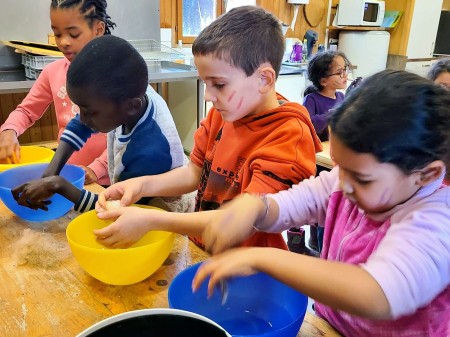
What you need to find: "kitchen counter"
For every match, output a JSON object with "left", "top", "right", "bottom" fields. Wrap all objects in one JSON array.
[
  {"left": 0, "top": 182, "right": 342, "bottom": 337},
  {"left": 279, "top": 64, "right": 307, "bottom": 75},
  {"left": 0, "top": 62, "right": 205, "bottom": 125}
]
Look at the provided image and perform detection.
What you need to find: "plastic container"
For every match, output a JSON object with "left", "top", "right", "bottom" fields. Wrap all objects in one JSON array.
[
  {"left": 0, "top": 164, "right": 85, "bottom": 222},
  {"left": 169, "top": 263, "right": 308, "bottom": 337},
  {"left": 289, "top": 42, "right": 303, "bottom": 63},
  {"left": 66, "top": 206, "right": 175, "bottom": 285},
  {"left": 21, "top": 54, "right": 63, "bottom": 70},
  {"left": 75, "top": 309, "right": 231, "bottom": 337},
  {"left": 0, "top": 145, "right": 54, "bottom": 172}
]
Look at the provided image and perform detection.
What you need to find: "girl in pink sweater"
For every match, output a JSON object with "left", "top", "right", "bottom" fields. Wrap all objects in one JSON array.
[
  {"left": 192, "top": 70, "right": 450, "bottom": 337},
  {"left": 0, "top": 0, "right": 115, "bottom": 185}
]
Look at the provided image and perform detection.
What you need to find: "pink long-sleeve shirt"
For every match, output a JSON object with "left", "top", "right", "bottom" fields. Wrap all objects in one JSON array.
[
  {"left": 0, "top": 58, "right": 109, "bottom": 185},
  {"left": 269, "top": 167, "right": 450, "bottom": 337}
]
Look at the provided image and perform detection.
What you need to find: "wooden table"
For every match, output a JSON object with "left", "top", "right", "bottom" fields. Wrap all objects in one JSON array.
[
  {"left": 0, "top": 183, "right": 342, "bottom": 337},
  {"left": 316, "top": 141, "right": 333, "bottom": 170}
]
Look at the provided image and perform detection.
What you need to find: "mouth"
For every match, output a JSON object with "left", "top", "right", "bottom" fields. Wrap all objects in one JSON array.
[{"left": 63, "top": 52, "right": 75, "bottom": 60}]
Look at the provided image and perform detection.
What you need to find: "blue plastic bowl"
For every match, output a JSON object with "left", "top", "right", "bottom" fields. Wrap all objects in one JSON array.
[
  {"left": 168, "top": 263, "right": 308, "bottom": 337},
  {"left": 0, "top": 163, "right": 85, "bottom": 222}
]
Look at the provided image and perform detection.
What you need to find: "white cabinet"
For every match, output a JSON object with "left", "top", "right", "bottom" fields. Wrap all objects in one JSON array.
[
  {"left": 406, "top": 0, "right": 443, "bottom": 59},
  {"left": 405, "top": 60, "right": 431, "bottom": 77},
  {"left": 275, "top": 73, "right": 307, "bottom": 104}
]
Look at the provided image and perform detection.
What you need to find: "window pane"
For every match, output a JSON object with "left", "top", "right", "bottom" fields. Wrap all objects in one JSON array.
[{"left": 182, "top": 0, "right": 217, "bottom": 37}]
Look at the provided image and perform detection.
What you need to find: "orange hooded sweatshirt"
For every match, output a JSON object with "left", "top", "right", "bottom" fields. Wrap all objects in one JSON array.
[{"left": 190, "top": 96, "right": 322, "bottom": 249}]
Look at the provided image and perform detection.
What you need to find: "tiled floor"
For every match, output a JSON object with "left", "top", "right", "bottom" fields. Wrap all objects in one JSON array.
[{"left": 282, "top": 225, "right": 315, "bottom": 314}]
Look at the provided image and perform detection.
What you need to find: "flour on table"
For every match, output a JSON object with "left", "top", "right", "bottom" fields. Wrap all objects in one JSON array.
[{"left": 12, "top": 229, "right": 70, "bottom": 268}]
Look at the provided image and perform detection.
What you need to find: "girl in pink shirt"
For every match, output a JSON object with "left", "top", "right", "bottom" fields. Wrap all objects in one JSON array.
[
  {"left": 0, "top": 0, "right": 116, "bottom": 185},
  {"left": 191, "top": 70, "right": 450, "bottom": 337}
]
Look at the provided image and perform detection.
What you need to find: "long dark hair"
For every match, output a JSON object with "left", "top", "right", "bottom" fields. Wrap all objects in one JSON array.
[{"left": 329, "top": 70, "right": 450, "bottom": 174}]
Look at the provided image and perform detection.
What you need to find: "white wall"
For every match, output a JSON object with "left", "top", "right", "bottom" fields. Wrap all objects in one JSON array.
[{"left": 0, "top": 0, "right": 160, "bottom": 42}]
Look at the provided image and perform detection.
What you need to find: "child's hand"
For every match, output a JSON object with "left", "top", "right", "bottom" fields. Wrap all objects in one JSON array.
[
  {"left": 94, "top": 206, "right": 155, "bottom": 248},
  {"left": 202, "top": 194, "right": 265, "bottom": 254},
  {"left": 0, "top": 130, "right": 20, "bottom": 163},
  {"left": 192, "top": 247, "right": 260, "bottom": 298},
  {"left": 97, "top": 178, "right": 144, "bottom": 210},
  {"left": 11, "top": 176, "right": 63, "bottom": 210},
  {"left": 78, "top": 165, "right": 98, "bottom": 185}
]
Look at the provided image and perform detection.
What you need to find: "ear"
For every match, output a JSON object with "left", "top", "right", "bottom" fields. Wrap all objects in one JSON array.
[
  {"left": 414, "top": 160, "right": 446, "bottom": 186},
  {"left": 319, "top": 77, "right": 328, "bottom": 87},
  {"left": 123, "top": 97, "right": 144, "bottom": 118},
  {"left": 94, "top": 21, "right": 106, "bottom": 36},
  {"left": 257, "top": 65, "right": 276, "bottom": 94}
]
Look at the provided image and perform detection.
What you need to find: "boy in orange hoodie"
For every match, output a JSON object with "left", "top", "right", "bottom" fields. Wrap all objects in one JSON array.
[{"left": 93, "top": 6, "right": 322, "bottom": 250}]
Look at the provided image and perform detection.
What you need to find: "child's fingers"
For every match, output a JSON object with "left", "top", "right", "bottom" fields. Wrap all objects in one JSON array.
[{"left": 11, "top": 150, "right": 19, "bottom": 164}]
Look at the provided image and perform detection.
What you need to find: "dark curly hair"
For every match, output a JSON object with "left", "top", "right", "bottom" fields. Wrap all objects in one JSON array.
[{"left": 67, "top": 35, "right": 148, "bottom": 103}]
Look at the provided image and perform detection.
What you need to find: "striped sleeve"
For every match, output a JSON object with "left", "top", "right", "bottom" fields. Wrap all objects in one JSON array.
[
  {"left": 60, "top": 114, "right": 95, "bottom": 151},
  {"left": 74, "top": 189, "right": 98, "bottom": 212}
]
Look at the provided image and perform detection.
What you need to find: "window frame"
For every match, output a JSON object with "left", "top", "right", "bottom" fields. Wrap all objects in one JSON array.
[{"left": 176, "top": 0, "right": 225, "bottom": 45}]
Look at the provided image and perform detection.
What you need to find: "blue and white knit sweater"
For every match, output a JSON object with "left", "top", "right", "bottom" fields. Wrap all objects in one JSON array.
[{"left": 60, "top": 85, "right": 184, "bottom": 212}]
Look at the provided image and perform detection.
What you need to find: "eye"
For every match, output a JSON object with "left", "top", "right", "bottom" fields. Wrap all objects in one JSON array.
[
  {"left": 214, "top": 83, "right": 225, "bottom": 89},
  {"left": 70, "top": 33, "right": 81, "bottom": 39},
  {"left": 354, "top": 178, "right": 371, "bottom": 186}
]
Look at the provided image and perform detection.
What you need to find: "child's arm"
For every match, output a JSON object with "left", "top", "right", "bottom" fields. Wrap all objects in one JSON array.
[
  {"left": 97, "top": 161, "right": 202, "bottom": 209},
  {"left": 42, "top": 115, "right": 94, "bottom": 177},
  {"left": 12, "top": 176, "right": 82, "bottom": 210},
  {"left": 94, "top": 205, "right": 217, "bottom": 248},
  {"left": 192, "top": 247, "right": 391, "bottom": 319},
  {"left": 0, "top": 67, "right": 56, "bottom": 161}
]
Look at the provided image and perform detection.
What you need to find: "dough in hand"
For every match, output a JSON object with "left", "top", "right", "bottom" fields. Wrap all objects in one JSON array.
[{"left": 105, "top": 200, "right": 121, "bottom": 210}]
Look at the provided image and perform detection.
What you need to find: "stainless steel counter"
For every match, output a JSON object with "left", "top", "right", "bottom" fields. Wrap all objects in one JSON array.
[
  {"left": 279, "top": 64, "right": 307, "bottom": 75},
  {"left": 0, "top": 70, "right": 33, "bottom": 93},
  {"left": 0, "top": 62, "right": 205, "bottom": 126}
]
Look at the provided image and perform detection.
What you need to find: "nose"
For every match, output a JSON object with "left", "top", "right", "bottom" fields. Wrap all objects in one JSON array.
[
  {"left": 59, "top": 36, "right": 71, "bottom": 48},
  {"left": 204, "top": 85, "right": 217, "bottom": 103}
]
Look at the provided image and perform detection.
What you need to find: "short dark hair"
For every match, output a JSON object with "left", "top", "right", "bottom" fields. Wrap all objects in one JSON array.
[
  {"left": 329, "top": 70, "right": 450, "bottom": 174},
  {"left": 67, "top": 35, "right": 148, "bottom": 103},
  {"left": 192, "top": 6, "right": 284, "bottom": 77},
  {"left": 50, "top": 0, "right": 116, "bottom": 34},
  {"left": 427, "top": 58, "right": 450, "bottom": 81},
  {"left": 307, "top": 50, "right": 350, "bottom": 91}
]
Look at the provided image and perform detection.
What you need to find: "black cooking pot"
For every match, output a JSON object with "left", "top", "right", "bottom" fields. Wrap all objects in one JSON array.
[{"left": 76, "top": 308, "right": 230, "bottom": 337}]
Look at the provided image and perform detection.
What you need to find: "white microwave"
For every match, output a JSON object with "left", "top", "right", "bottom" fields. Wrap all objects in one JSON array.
[{"left": 337, "top": 0, "right": 385, "bottom": 27}]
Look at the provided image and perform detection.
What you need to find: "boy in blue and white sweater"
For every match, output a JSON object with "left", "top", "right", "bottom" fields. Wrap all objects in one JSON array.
[{"left": 12, "top": 35, "right": 193, "bottom": 213}]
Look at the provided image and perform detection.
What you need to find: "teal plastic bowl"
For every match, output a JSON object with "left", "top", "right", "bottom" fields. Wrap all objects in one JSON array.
[
  {"left": 0, "top": 163, "right": 85, "bottom": 221},
  {"left": 168, "top": 263, "right": 308, "bottom": 337}
]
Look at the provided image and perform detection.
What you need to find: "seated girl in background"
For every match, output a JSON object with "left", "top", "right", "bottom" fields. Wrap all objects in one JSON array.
[
  {"left": 300, "top": 50, "right": 352, "bottom": 254},
  {"left": 192, "top": 70, "right": 450, "bottom": 337},
  {"left": 303, "top": 50, "right": 350, "bottom": 142}
]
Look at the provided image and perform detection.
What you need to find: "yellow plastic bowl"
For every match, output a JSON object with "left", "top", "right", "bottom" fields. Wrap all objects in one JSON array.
[
  {"left": 66, "top": 206, "right": 175, "bottom": 285},
  {"left": 0, "top": 145, "right": 54, "bottom": 172}
]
